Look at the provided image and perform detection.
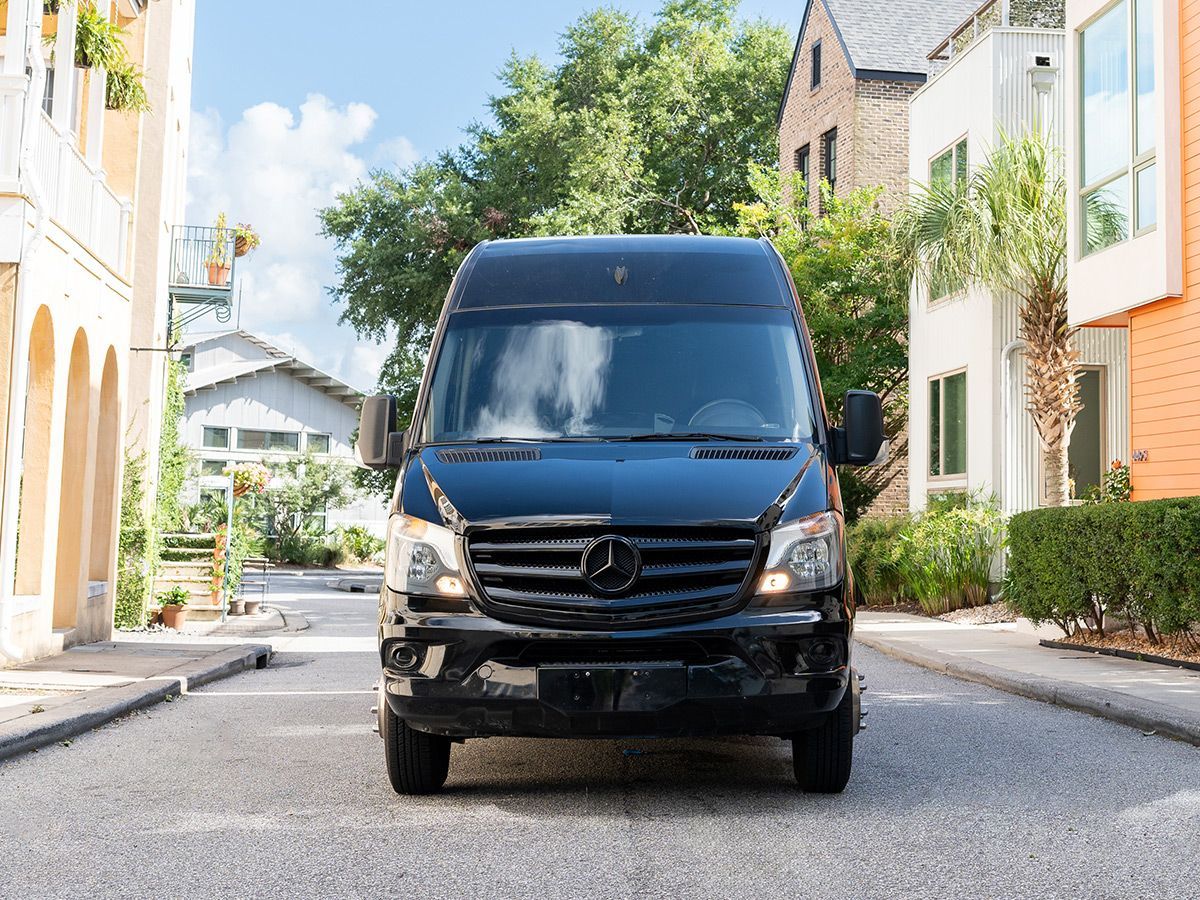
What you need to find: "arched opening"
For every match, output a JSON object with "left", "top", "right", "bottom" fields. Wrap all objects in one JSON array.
[
  {"left": 14, "top": 307, "right": 55, "bottom": 595},
  {"left": 52, "top": 330, "right": 90, "bottom": 630},
  {"left": 88, "top": 349, "right": 120, "bottom": 587}
]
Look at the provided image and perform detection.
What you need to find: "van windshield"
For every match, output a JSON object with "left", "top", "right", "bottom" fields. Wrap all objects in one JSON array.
[{"left": 422, "top": 305, "right": 817, "bottom": 443}]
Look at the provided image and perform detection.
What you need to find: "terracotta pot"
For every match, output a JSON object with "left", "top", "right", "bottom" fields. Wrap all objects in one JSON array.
[
  {"left": 233, "top": 483, "right": 251, "bottom": 498},
  {"left": 206, "top": 263, "right": 231, "bottom": 286},
  {"left": 161, "top": 605, "right": 188, "bottom": 629},
  {"left": 244, "top": 599, "right": 262, "bottom": 616},
  {"left": 228, "top": 598, "right": 245, "bottom": 616}
]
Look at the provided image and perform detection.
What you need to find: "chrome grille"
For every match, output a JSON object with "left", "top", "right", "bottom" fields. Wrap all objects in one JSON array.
[{"left": 465, "top": 525, "right": 761, "bottom": 628}]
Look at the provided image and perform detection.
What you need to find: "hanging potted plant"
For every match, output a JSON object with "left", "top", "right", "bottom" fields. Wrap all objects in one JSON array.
[
  {"left": 225, "top": 461, "right": 270, "bottom": 497},
  {"left": 206, "top": 212, "right": 232, "bottom": 286},
  {"left": 158, "top": 586, "right": 190, "bottom": 630},
  {"left": 233, "top": 223, "right": 261, "bottom": 258}
]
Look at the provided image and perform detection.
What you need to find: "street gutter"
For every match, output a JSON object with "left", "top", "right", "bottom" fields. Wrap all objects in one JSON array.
[
  {"left": 0, "top": 643, "right": 270, "bottom": 762},
  {"left": 855, "top": 631, "right": 1200, "bottom": 748}
]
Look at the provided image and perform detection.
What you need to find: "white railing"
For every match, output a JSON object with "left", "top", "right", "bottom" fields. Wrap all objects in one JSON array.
[{"left": 25, "top": 109, "right": 130, "bottom": 276}]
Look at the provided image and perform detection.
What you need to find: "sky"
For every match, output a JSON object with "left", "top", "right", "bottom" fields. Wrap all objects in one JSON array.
[{"left": 186, "top": 0, "right": 808, "bottom": 392}]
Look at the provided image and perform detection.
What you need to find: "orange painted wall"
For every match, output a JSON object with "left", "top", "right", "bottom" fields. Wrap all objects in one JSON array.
[{"left": 1130, "top": 1, "right": 1200, "bottom": 499}]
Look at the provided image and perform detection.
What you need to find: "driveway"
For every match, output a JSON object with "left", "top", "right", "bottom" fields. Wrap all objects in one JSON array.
[{"left": 0, "top": 573, "right": 1195, "bottom": 898}]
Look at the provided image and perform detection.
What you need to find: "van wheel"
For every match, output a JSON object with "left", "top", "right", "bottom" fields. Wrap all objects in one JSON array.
[
  {"left": 382, "top": 702, "right": 451, "bottom": 795},
  {"left": 792, "top": 686, "right": 854, "bottom": 793}
]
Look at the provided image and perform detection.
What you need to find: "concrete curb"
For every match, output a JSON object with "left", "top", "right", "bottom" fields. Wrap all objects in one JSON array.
[
  {"left": 856, "top": 633, "right": 1200, "bottom": 748},
  {"left": 0, "top": 643, "right": 271, "bottom": 763}
]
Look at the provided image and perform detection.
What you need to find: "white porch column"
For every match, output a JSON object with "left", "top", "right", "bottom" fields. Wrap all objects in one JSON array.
[
  {"left": 51, "top": 0, "right": 77, "bottom": 132},
  {"left": 2, "top": 0, "right": 31, "bottom": 76}
]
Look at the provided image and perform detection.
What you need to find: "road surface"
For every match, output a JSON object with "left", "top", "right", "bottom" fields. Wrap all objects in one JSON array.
[{"left": 0, "top": 573, "right": 1196, "bottom": 899}]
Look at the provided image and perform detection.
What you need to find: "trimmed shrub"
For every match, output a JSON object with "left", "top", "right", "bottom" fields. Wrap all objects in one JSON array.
[
  {"left": 339, "top": 525, "right": 384, "bottom": 563},
  {"left": 1005, "top": 498, "right": 1200, "bottom": 644},
  {"left": 847, "top": 516, "right": 909, "bottom": 604}
]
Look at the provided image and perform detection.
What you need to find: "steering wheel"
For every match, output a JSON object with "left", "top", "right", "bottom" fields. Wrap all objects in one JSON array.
[{"left": 688, "top": 399, "right": 768, "bottom": 430}]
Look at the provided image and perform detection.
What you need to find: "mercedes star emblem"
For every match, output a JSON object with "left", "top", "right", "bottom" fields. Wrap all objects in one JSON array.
[{"left": 580, "top": 535, "right": 641, "bottom": 595}]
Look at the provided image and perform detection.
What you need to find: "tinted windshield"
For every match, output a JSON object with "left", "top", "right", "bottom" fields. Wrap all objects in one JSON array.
[{"left": 422, "top": 305, "right": 816, "bottom": 442}]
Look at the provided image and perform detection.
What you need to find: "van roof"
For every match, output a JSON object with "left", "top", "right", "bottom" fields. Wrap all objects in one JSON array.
[{"left": 448, "top": 235, "right": 793, "bottom": 310}]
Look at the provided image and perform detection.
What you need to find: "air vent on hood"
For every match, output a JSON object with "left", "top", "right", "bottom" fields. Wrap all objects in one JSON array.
[
  {"left": 690, "top": 447, "right": 796, "bottom": 461},
  {"left": 436, "top": 447, "right": 542, "bottom": 464}
]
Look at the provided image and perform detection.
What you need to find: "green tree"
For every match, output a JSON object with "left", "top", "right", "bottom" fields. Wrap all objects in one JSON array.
[
  {"left": 261, "top": 454, "right": 358, "bottom": 546},
  {"left": 114, "top": 448, "right": 152, "bottom": 629},
  {"left": 320, "top": 0, "right": 791, "bottom": 396},
  {"left": 901, "top": 131, "right": 1122, "bottom": 507},
  {"left": 156, "top": 357, "right": 189, "bottom": 533},
  {"left": 732, "top": 168, "right": 911, "bottom": 518}
]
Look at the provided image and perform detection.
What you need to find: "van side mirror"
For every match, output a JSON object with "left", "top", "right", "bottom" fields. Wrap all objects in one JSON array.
[
  {"left": 831, "top": 390, "right": 886, "bottom": 466},
  {"left": 356, "top": 395, "right": 405, "bottom": 470}
]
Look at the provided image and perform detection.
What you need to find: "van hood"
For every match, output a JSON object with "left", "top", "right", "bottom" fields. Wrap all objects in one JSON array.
[{"left": 399, "top": 443, "right": 828, "bottom": 530}]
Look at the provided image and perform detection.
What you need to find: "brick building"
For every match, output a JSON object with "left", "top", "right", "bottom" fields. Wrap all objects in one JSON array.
[
  {"left": 778, "top": 0, "right": 980, "bottom": 211},
  {"left": 777, "top": 0, "right": 979, "bottom": 516}
]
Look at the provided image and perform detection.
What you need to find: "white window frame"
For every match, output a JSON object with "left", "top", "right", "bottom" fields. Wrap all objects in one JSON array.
[
  {"left": 236, "top": 429, "right": 301, "bottom": 453},
  {"left": 202, "top": 426, "right": 229, "bottom": 450},
  {"left": 306, "top": 432, "right": 333, "bottom": 455},
  {"left": 927, "top": 135, "right": 970, "bottom": 303},
  {"left": 1078, "top": 0, "right": 1157, "bottom": 257},
  {"left": 1039, "top": 365, "right": 1107, "bottom": 506},
  {"left": 928, "top": 368, "right": 968, "bottom": 486}
]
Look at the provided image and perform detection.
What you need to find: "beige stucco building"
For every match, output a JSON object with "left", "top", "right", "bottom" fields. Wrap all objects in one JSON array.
[{"left": 0, "top": 0, "right": 194, "bottom": 663}]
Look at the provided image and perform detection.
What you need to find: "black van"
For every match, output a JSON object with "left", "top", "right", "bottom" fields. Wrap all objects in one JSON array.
[{"left": 357, "top": 235, "right": 885, "bottom": 795}]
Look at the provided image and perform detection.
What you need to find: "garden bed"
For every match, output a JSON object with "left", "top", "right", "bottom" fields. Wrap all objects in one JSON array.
[{"left": 1040, "top": 632, "right": 1200, "bottom": 672}]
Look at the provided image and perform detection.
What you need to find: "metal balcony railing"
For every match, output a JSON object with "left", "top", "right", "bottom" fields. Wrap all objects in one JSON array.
[
  {"left": 929, "top": 0, "right": 1066, "bottom": 63},
  {"left": 168, "top": 225, "right": 237, "bottom": 328}
]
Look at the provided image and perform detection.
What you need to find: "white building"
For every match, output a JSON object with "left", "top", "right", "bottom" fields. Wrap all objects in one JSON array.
[
  {"left": 907, "top": 3, "right": 1129, "bottom": 514},
  {"left": 0, "top": 0, "right": 194, "bottom": 662},
  {"left": 180, "top": 330, "right": 388, "bottom": 535}
]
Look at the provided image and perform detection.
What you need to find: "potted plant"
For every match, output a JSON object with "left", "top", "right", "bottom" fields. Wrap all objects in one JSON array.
[
  {"left": 158, "top": 586, "right": 190, "bottom": 630},
  {"left": 206, "top": 212, "right": 232, "bottom": 286},
  {"left": 224, "top": 461, "right": 270, "bottom": 498},
  {"left": 233, "top": 223, "right": 261, "bottom": 258}
]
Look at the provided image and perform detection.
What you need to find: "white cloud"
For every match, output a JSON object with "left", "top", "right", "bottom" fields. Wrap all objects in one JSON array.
[
  {"left": 186, "top": 94, "right": 417, "bottom": 391},
  {"left": 373, "top": 135, "right": 420, "bottom": 171}
]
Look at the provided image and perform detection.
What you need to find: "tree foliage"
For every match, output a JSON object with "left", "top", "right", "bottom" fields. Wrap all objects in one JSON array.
[
  {"left": 156, "top": 358, "right": 189, "bottom": 533},
  {"left": 319, "top": 0, "right": 792, "bottom": 393},
  {"left": 261, "top": 454, "right": 358, "bottom": 546},
  {"left": 732, "top": 168, "right": 911, "bottom": 516}
]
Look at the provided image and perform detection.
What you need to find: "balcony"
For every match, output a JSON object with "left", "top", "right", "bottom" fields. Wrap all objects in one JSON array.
[
  {"left": 168, "top": 225, "right": 237, "bottom": 329},
  {"left": 929, "top": 0, "right": 1067, "bottom": 64},
  {"left": 0, "top": 76, "right": 132, "bottom": 276}
]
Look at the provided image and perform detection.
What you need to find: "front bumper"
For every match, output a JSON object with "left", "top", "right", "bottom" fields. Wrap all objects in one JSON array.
[{"left": 379, "top": 592, "right": 853, "bottom": 738}]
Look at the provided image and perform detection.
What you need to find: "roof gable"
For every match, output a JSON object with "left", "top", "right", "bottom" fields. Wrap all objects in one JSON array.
[{"left": 778, "top": 0, "right": 981, "bottom": 122}]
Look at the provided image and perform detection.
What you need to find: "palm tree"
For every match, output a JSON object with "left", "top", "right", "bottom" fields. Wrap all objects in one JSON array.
[{"left": 902, "top": 131, "right": 1123, "bottom": 507}]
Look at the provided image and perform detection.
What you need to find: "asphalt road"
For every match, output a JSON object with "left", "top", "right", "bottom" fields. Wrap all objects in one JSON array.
[{"left": 0, "top": 573, "right": 1196, "bottom": 899}]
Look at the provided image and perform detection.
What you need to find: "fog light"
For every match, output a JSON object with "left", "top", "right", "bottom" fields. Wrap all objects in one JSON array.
[
  {"left": 389, "top": 643, "right": 422, "bottom": 671},
  {"left": 806, "top": 638, "right": 841, "bottom": 670},
  {"left": 435, "top": 575, "right": 465, "bottom": 596},
  {"left": 758, "top": 571, "right": 791, "bottom": 593}
]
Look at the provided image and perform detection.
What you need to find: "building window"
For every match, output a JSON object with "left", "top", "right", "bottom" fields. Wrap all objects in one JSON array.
[
  {"left": 202, "top": 426, "right": 229, "bottom": 449},
  {"left": 178, "top": 351, "right": 194, "bottom": 371},
  {"left": 811, "top": 41, "right": 822, "bottom": 89},
  {"left": 929, "top": 138, "right": 969, "bottom": 299},
  {"left": 200, "top": 459, "right": 227, "bottom": 477},
  {"left": 307, "top": 433, "right": 331, "bottom": 454},
  {"left": 929, "top": 370, "right": 967, "bottom": 479},
  {"left": 794, "top": 144, "right": 811, "bottom": 198},
  {"left": 822, "top": 128, "right": 837, "bottom": 190},
  {"left": 1080, "top": 0, "right": 1155, "bottom": 256},
  {"left": 1041, "top": 367, "right": 1106, "bottom": 503},
  {"left": 236, "top": 429, "right": 300, "bottom": 452}
]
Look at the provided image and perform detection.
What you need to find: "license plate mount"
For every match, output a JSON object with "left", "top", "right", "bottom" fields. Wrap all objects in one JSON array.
[{"left": 537, "top": 663, "right": 686, "bottom": 713}]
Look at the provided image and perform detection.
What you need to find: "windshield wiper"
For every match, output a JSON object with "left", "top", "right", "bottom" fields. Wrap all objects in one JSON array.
[
  {"left": 621, "top": 432, "right": 766, "bottom": 442},
  {"left": 470, "top": 436, "right": 602, "bottom": 443}
]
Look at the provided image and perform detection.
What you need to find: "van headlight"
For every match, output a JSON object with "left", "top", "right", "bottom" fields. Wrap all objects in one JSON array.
[
  {"left": 757, "top": 511, "right": 843, "bottom": 594},
  {"left": 386, "top": 515, "right": 466, "bottom": 596}
]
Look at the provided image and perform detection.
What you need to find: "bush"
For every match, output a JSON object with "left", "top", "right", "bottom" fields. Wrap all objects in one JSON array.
[
  {"left": 895, "top": 495, "right": 1006, "bottom": 616},
  {"left": 1005, "top": 498, "right": 1200, "bottom": 645},
  {"left": 338, "top": 525, "right": 384, "bottom": 563},
  {"left": 271, "top": 534, "right": 345, "bottom": 568},
  {"left": 847, "top": 516, "right": 909, "bottom": 605}
]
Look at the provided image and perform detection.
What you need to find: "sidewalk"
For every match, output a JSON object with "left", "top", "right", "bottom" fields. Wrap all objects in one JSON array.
[
  {"left": 0, "top": 640, "right": 271, "bottom": 761},
  {"left": 856, "top": 610, "right": 1200, "bottom": 746}
]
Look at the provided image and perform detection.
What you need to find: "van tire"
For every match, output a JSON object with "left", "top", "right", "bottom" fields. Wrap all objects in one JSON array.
[
  {"left": 792, "top": 687, "right": 854, "bottom": 793},
  {"left": 382, "top": 703, "right": 451, "bottom": 795}
]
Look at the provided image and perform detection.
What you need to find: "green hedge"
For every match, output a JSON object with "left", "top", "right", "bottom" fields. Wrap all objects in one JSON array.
[{"left": 1004, "top": 498, "right": 1200, "bottom": 642}]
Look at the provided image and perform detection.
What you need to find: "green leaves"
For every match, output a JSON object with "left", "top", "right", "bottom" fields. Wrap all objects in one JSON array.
[{"left": 319, "top": 2, "right": 791, "bottom": 415}]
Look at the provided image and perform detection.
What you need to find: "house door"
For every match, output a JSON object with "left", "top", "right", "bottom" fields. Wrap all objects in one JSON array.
[{"left": 1069, "top": 367, "right": 1105, "bottom": 499}]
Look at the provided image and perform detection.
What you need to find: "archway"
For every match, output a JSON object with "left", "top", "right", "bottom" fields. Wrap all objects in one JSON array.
[
  {"left": 14, "top": 307, "right": 55, "bottom": 595},
  {"left": 88, "top": 348, "right": 120, "bottom": 587},
  {"left": 52, "top": 330, "right": 90, "bottom": 630}
]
